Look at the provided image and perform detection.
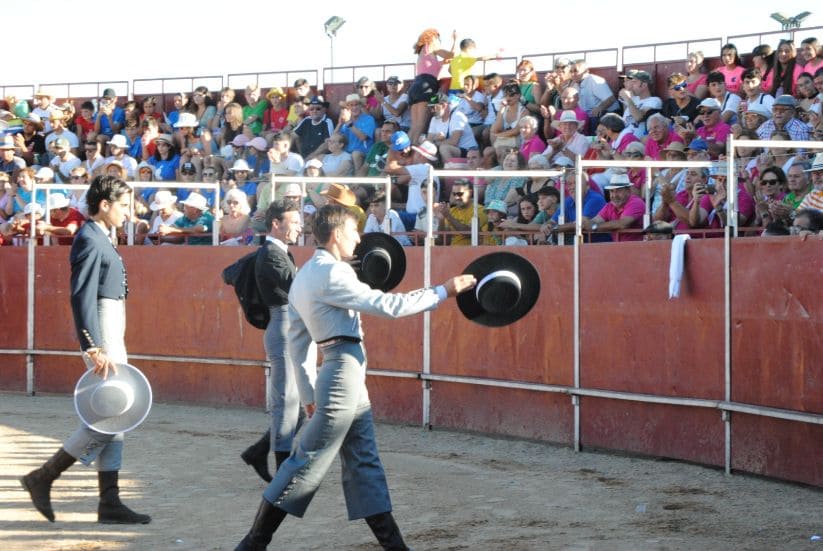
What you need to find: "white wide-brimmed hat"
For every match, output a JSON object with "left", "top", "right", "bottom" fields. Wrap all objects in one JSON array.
[
  {"left": 47, "top": 193, "right": 70, "bottom": 210},
  {"left": 180, "top": 192, "right": 208, "bottom": 210},
  {"left": 150, "top": 190, "right": 178, "bottom": 211},
  {"left": 74, "top": 362, "right": 152, "bottom": 435}
]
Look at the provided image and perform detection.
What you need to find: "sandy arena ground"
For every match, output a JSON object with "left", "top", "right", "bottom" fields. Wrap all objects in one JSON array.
[{"left": 1, "top": 391, "right": 822, "bottom": 550}]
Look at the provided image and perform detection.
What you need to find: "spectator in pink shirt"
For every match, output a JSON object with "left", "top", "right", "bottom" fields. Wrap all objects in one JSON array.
[
  {"left": 717, "top": 43, "right": 745, "bottom": 95},
  {"left": 690, "top": 162, "right": 755, "bottom": 232},
  {"left": 540, "top": 87, "right": 588, "bottom": 138},
  {"left": 644, "top": 113, "right": 683, "bottom": 160},
  {"left": 654, "top": 166, "right": 708, "bottom": 234},
  {"left": 695, "top": 98, "right": 732, "bottom": 153},
  {"left": 584, "top": 172, "right": 646, "bottom": 242},
  {"left": 517, "top": 116, "right": 545, "bottom": 160}
]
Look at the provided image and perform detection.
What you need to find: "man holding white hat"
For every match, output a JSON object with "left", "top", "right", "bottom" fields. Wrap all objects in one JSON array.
[
  {"left": 584, "top": 171, "right": 646, "bottom": 241},
  {"left": 20, "top": 175, "right": 151, "bottom": 525},
  {"left": 157, "top": 191, "right": 214, "bottom": 245}
]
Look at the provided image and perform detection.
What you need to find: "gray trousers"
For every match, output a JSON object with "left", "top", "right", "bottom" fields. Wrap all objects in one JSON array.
[
  {"left": 63, "top": 298, "right": 127, "bottom": 471},
  {"left": 265, "top": 305, "right": 303, "bottom": 452},
  {"left": 262, "top": 341, "right": 392, "bottom": 520}
]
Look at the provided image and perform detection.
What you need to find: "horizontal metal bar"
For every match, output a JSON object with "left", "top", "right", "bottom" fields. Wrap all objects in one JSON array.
[
  {"left": 3, "top": 348, "right": 267, "bottom": 368},
  {"left": 374, "top": 371, "right": 823, "bottom": 426},
  {"left": 366, "top": 369, "right": 420, "bottom": 380},
  {"left": 9, "top": 348, "right": 821, "bottom": 425},
  {"left": 722, "top": 402, "right": 823, "bottom": 426}
]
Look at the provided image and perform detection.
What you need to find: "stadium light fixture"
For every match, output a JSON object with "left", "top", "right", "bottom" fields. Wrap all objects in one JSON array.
[
  {"left": 770, "top": 11, "right": 812, "bottom": 30},
  {"left": 324, "top": 16, "right": 346, "bottom": 70}
]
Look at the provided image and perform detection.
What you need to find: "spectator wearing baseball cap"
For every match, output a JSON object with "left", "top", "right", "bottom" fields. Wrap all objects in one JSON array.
[
  {"left": 95, "top": 88, "right": 125, "bottom": 138},
  {"left": 618, "top": 70, "right": 662, "bottom": 138},
  {"left": 48, "top": 137, "right": 82, "bottom": 183},
  {"left": 426, "top": 91, "right": 478, "bottom": 161},
  {"left": 756, "top": 94, "right": 811, "bottom": 141},
  {"left": 293, "top": 96, "right": 334, "bottom": 159},
  {"left": 384, "top": 139, "right": 442, "bottom": 231},
  {"left": 336, "top": 93, "right": 376, "bottom": 173},
  {"left": 695, "top": 97, "right": 732, "bottom": 150},
  {"left": 379, "top": 76, "right": 411, "bottom": 131},
  {"left": 44, "top": 108, "right": 80, "bottom": 156}
]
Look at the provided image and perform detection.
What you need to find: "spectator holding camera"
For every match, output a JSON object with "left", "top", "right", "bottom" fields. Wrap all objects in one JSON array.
[
  {"left": 93, "top": 89, "right": 125, "bottom": 139},
  {"left": 688, "top": 163, "right": 755, "bottom": 232}
]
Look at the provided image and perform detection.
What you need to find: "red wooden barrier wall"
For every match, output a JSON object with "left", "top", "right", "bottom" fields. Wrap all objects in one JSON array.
[{"left": 0, "top": 238, "right": 821, "bottom": 486}]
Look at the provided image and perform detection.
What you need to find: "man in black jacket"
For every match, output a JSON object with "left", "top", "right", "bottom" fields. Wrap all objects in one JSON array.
[
  {"left": 241, "top": 200, "right": 316, "bottom": 482},
  {"left": 20, "top": 175, "right": 151, "bottom": 524}
]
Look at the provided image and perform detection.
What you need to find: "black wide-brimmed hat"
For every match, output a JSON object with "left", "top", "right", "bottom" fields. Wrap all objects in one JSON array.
[
  {"left": 74, "top": 362, "right": 152, "bottom": 435},
  {"left": 353, "top": 233, "right": 406, "bottom": 292},
  {"left": 457, "top": 252, "right": 540, "bottom": 327}
]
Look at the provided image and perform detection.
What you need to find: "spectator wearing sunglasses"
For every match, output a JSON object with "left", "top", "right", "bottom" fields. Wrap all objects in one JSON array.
[
  {"left": 661, "top": 73, "right": 700, "bottom": 127},
  {"left": 695, "top": 98, "right": 732, "bottom": 150}
]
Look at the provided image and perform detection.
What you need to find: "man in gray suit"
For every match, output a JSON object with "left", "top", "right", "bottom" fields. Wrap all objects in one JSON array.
[
  {"left": 20, "top": 175, "right": 150, "bottom": 525},
  {"left": 235, "top": 204, "right": 476, "bottom": 550}
]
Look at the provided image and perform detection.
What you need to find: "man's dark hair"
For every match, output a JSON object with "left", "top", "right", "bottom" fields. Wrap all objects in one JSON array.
[
  {"left": 796, "top": 209, "right": 823, "bottom": 233},
  {"left": 80, "top": 100, "right": 95, "bottom": 111},
  {"left": 536, "top": 186, "right": 560, "bottom": 202},
  {"left": 86, "top": 175, "right": 131, "bottom": 216},
  {"left": 369, "top": 191, "right": 387, "bottom": 204},
  {"left": 598, "top": 113, "right": 625, "bottom": 133},
  {"left": 742, "top": 68, "right": 762, "bottom": 81},
  {"left": 265, "top": 199, "right": 300, "bottom": 232},
  {"left": 459, "top": 38, "right": 476, "bottom": 50},
  {"left": 382, "top": 120, "right": 400, "bottom": 131},
  {"left": 707, "top": 71, "right": 725, "bottom": 85},
  {"left": 763, "top": 221, "right": 791, "bottom": 236},
  {"left": 313, "top": 204, "right": 355, "bottom": 245},
  {"left": 271, "top": 131, "right": 292, "bottom": 144}
]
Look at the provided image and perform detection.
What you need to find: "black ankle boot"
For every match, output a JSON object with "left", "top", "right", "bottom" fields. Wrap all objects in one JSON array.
[
  {"left": 366, "top": 511, "right": 410, "bottom": 551},
  {"left": 274, "top": 451, "right": 290, "bottom": 470},
  {"left": 97, "top": 471, "right": 151, "bottom": 524},
  {"left": 235, "top": 499, "right": 287, "bottom": 550},
  {"left": 20, "top": 447, "right": 76, "bottom": 522},
  {"left": 241, "top": 431, "right": 272, "bottom": 483}
]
